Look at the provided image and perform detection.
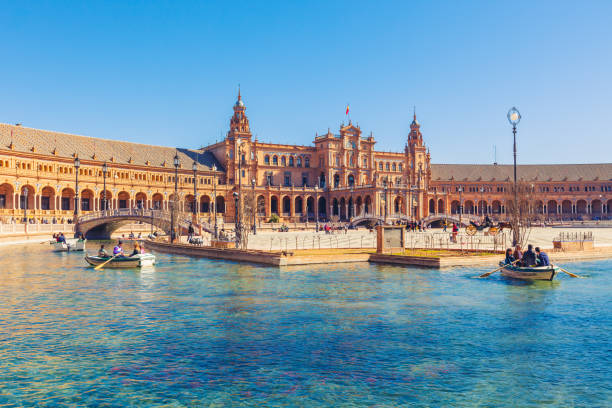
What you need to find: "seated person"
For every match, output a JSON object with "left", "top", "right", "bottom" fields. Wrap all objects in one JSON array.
[
  {"left": 513, "top": 245, "right": 523, "bottom": 266},
  {"left": 130, "top": 243, "right": 141, "bottom": 257},
  {"left": 535, "top": 247, "right": 550, "bottom": 266},
  {"left": 98, "top": 245, "right": 109, "bottom": 257},
  {"left": 504, "top": 248, "right": 515, "bottom": 265},
  {"left": 521, "top": 244, "right": 537, "bottom": 267},
  {"left": 113, "top": 242, "right": 125, "bottom": 257}
]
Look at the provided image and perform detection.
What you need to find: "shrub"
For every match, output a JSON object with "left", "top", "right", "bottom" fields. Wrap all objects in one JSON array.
[{"left": 268, "top": 214, "right": 280, "bottom": 223}]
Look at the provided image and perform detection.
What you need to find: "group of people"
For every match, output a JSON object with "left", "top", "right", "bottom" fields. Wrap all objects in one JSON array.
[
  {"left": 97, "top": 241, "right": 145, "bottom": 258},
  {"left": 53, "top": 232, "right": 67, "bottom": 243},
  {"left": 505, "top": 244, "right": 550, "bottom": 267}
]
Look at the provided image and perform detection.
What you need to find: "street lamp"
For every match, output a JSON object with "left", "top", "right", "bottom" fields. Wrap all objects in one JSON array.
[
  {"left": 383, "top": 178, "right": 388, "bottom": 223},
  {"left": 212, "top": 164, "right": 218, "bottom": 238},
  {"left": 315, "top": 184, "right": 319, "bottom": 232},
  {"left": 236, "top": 141, "right": 245, "bottom": 246},
  {"left": 192, "top": 161, "right": 198, "bottom": 217},
  {"left": 102, "top": 162, "right": 108, "bottom": 212},
  {"left": 171, "top": 152, "right": 179, "bottom": 243},
  {"left": 74, "top": 156, "right": 80, "bottom": 221},
  {"left": 22, "top": 186, "right": 28, "bottom": 223},
  {"left": 458, "top": 186, "right": 463, "bottom": 227},
  {"left": 251, "top": 178, "right": 256, "bottom": 235},
  {"left": 233, "top": 191, "right": 240, "bottom": 247},
  {"left": 507, "top": 106, "right": 521, "bottom": 245},
  {"left": 350, "top": 186, "right": 354, "bottom": 220}
]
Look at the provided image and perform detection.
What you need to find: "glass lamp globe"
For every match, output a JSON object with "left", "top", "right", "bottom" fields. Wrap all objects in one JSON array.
[{"left": 507, "top": 107, "right": 521, "bottom": 126}]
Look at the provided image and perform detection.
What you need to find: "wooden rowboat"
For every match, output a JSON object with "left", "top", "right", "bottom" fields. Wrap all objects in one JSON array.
[
  {"left": 53, "top": 239, "right": 86, "bottom": 252},
  {"left": 85, "top": 253, "right": 156, "bottom": 268},
  {"left": 499, "top": 261, "right": 560, "bottom": 281}
]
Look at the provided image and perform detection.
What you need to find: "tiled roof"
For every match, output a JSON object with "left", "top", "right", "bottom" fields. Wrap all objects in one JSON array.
[
  {"left": 431, "top": 163, "right": 612, "bottom": 182},
  {"left": 0, "top": 123, "right": 222, "bottom": 171}
]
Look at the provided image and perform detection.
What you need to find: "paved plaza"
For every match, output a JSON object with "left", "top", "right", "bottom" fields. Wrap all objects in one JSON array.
[{"left": 244, "top": 226, "right": 612, "bottom": 251}]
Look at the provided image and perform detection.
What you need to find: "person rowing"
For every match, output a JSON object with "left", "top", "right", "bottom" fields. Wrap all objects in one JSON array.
[
  {"left": 113, "top": 241, "right": 125, "bottom": 257},
  {"left": 521, "top": 244, "right": 537, "bottom": 267}
]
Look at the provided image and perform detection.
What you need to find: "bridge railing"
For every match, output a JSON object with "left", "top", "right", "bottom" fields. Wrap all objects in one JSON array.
[{"left": 77, "top": 209, "right": 212, "bottom": 234}]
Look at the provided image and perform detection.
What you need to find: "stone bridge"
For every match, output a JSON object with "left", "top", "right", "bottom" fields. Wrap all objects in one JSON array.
[
  {"left": 76, "top": 209, "right": 211, "bottom": 239},
  {"left": 420, "top": 214, "right": 481, "bottom": 227}
]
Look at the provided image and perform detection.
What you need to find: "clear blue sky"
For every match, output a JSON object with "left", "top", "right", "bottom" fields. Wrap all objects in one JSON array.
[{"left": 1, "top": 1, "right": 611, "bottom": 164}]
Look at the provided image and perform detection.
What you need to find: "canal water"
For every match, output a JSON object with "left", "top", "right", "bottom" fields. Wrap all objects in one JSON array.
[{"left": 0, "top": 243, "right": 610, "bottom": 407}]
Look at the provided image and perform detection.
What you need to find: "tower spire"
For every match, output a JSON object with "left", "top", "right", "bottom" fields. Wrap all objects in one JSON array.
[{"left": 238, "top": 84, "right": 241, "bottom": 101}]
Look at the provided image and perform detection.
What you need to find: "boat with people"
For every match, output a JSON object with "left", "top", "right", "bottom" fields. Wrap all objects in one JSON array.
[
  {"left": 498, "top": 261, "right": 560, "bottom": 281},
  {"left": 85, "top": 253, "right": 156, "bottom": 268},
  {"left": 53, "top": 238, "right": 86, "bottom": 252}
]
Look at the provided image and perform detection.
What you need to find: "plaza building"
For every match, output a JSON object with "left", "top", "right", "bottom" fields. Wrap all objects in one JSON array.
[{"left": 1, "top": 92, "right": 611, "bottom": 229}]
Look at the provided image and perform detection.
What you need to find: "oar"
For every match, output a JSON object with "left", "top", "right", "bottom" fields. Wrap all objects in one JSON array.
[
  {"left": 554, "top": 265, "right": 583, "bottom": 278},
  {"left": 94, "top": 254, "right": 119, "bottom": 271},
  {"left": 478, "top": 259, "right": 520, "bottom": 278}
]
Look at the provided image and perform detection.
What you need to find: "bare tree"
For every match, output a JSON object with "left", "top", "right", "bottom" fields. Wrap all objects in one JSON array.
[
  {"left": 504, "top": 181, "right": 538, "bottom": 247},
  {"left": 238, "top": 187, "right": 257, "bottom": 250}
]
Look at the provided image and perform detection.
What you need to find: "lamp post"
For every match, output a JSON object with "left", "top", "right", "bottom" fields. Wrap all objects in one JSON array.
[
  {"left": 315, "top": 184, "right": 319, "bottom": 232},
  {"left": 233, "top": 191, "right": 240, "bottom": 247},
  {"left": 383, "top": 179, "right": 388, "bottom": 223},
  {"left": 507, "top": 107, "right": 521, "bottom": 245},
  {"left": 22, "top": 186, "right": 28, "bottom": 223},
  {"left": 102, "top": 162, "right": 108, "bottom": 212},
  {"left": 458, "top": 186, "right": 463, "bottom": 227},
  {"left": 600, "top": 194, "right": 604, "bottom": 219},
  {"left": 480, "top": 187, "right": 484, "bottom": 217},
  {"left": 74, "top": 156, "right": 80, "bottom": 221},
  {"left": 350, "top": 186, "right": 354, "bottom": 220},
  {"left": 251, "top": 178, "right": 256, "bottom": 235},
  {"left": 171, "top": 152, "right": 179, "bottom": 243},
  {"left": 192, "top": 161, "right": 198, "bottom": 218},
  {"left": 236, "top": 141, "right": 244, "bottom": 246},
  {"left": 212, "top": 165, "right": 218, "bottom": 238}
]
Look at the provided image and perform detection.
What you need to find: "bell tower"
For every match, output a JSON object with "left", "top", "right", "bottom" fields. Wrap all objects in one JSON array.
[
  {"left": 408, "top": 111, "right": 423, "bottom": 147},
  {"left": 228, "top": 88, "right": 251, "bottom": 140}
]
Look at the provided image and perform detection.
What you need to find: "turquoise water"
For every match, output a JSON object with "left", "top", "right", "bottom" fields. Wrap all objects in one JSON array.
[{"left": 0, "top": 243, "right": 610, "bottom": 407}]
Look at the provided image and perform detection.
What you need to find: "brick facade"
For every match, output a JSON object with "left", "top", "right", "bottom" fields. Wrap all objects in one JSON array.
[{"left": 1, "top": 93, "right": 610, "bottom": 225}]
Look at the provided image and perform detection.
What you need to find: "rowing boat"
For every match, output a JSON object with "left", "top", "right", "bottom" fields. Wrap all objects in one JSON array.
[
  {"left": 53, "top": 239, "right": 86, "bottom": 252},
  {"left": 498, "top": 261, "right": 560, "bottom": 281},
  {"left": 85, "top": 253, "right": 156, "bottom": 268}
]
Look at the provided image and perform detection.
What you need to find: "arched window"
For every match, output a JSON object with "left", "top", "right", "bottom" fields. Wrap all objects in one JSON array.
[
  {"left": 297, "top": 157, "right": 302, "bottom": 167},
  {"left": 379, "top": 162, "right": 383, "bottom": 170},
  {"left": 399, "top": 163, "right": 403, "bottom": 171},
  {"left": 264, "top": 155, "right": 270, "bottom": 165},
  {"left": 392, "top": 163, "right": 397, "bottom": 171},
  {"left": 273, "top": 156, "right": 278, "bottom": 165},
  {"left": 289, "top": 156, "right": 294, "bottom": 166},
  {"left": 386, "top": 163, "right": 390, "bottom": 171},
  {"left": 349, "top": 154, "right": 354, "bottom": 166},
  {"left": 348, "top": 175, "right": 355, "bottom": 187},
  {"left": 304, "top": 157, "right": 310, "bottom": 168},
  {"left": 281, "top": 156, "right": 286, "bottom": 166}
]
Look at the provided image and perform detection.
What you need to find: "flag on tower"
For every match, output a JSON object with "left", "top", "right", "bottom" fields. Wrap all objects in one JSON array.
[{"left": 345, "top": 104, "right": 350, "bottom": 115}]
